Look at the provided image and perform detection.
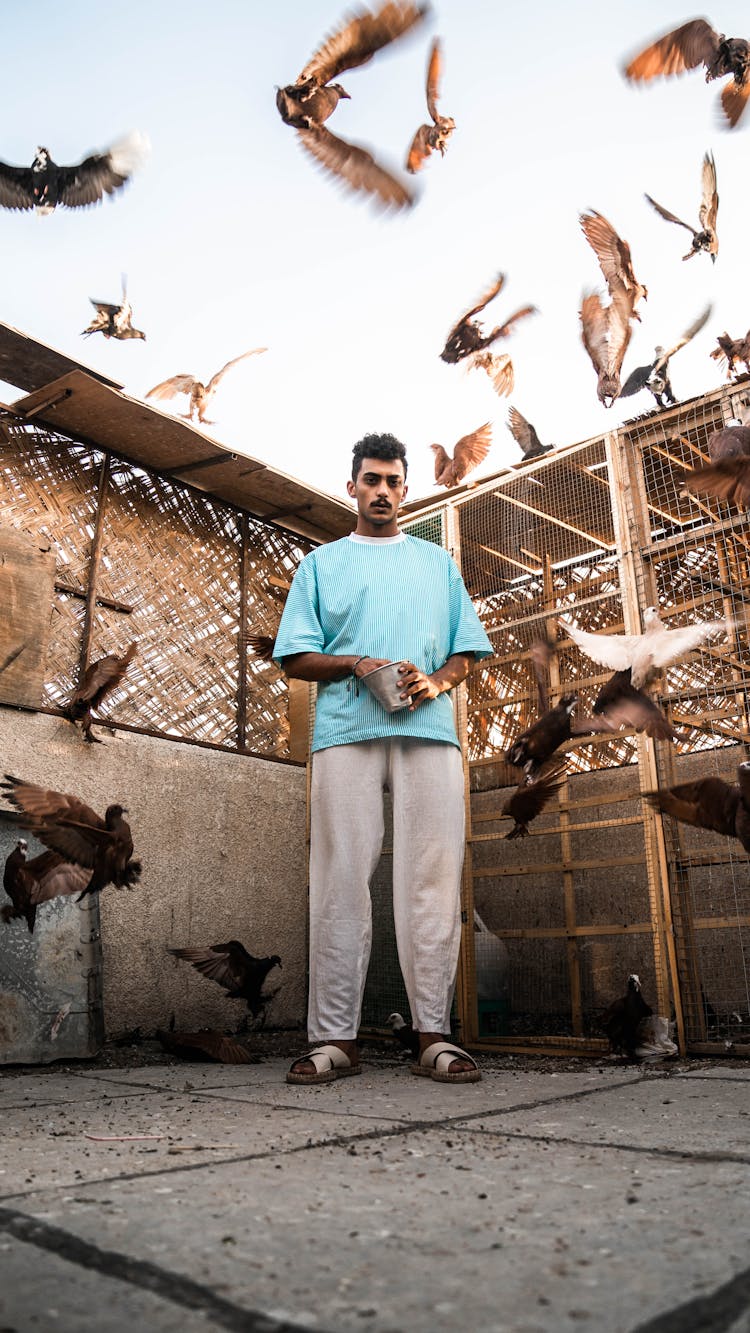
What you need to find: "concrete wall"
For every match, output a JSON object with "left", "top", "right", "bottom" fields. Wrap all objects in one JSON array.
[{"left": 0, "top": 708, "right": 308, "bottom": 1038}]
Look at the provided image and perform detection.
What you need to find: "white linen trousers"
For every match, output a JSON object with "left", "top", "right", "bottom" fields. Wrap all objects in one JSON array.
[{"left": 307, "top": 737, "right": 466, "bottom": 1041}]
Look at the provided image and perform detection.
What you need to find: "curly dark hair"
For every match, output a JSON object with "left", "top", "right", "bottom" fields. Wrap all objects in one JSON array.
[{"left": 351, "top": 432, "right": 408, "bottom": 482}]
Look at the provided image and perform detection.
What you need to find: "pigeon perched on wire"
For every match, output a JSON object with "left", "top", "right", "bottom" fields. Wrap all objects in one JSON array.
[
  {"left": 0, "top": 775, "right": 141, "bottom": 899},
  {"left": 711, "top": 330, "right": 750, "bottom": 380},
  {"left": 502, "top": 762, "right": 565, "bottom": 839},
  {"left": 169, "top": 942, "right": 282, "bottom": 1027},
  {"left": 644, "top": 763, "right": 750, "bottom": 854},
  {"left": 623, "top": 18, "right": 750, "bottom": 129},
  {"left": 0, "top": 132, "right": 149, "bottom": 214},
  {"left": 601, "top": 974, "right": 653, "bottom": 1059},
  {"left": 82, "top": 277, "right": 145, "bottom": 341},
  {"left": 440, "top": 274, "right": 536, "bottom": 398},
  {"left": 277, "top": 1, "right": 427, "bottom": 210},
  {"left": 146, "top": 350, "right": 267, "bottom": 425},
  {"left": 560, "top": 606, "right": 728, "bottom": 689},
  {"left": 2, "top": 840, "right": 90, "bottom": 931},
  {"left": 506, "top": 407, "right": 554, "bottom": 461},
  {"left": 580, "top": 210, "right": 647, "bottom": 320},
  {"left": 645, "top": 153, "right": 718, "bottom": 263},
  {"left": 682, "top": 417, "right": 750, "bottom": 506},
  {"left": 406, "top": 37, "right": 455, "bottom": 173},
  {"left": 619, "top": 305, "right": 712, "bottom": 407},
  {"left": 67, "top": 642, "right": 137, "bottom": 743},
  {"left": 430, "top": 422, "right": 492, "bottom": 488}
]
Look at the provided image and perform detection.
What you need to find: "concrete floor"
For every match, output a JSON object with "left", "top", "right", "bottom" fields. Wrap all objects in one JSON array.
[{"left": 1, "top": 1050, "right": 750, "bottom": 1333}]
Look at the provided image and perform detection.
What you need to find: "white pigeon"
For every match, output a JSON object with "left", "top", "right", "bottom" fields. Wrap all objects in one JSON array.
[{"left": 560, "top": 606, "right": 729, "bottom": 689}]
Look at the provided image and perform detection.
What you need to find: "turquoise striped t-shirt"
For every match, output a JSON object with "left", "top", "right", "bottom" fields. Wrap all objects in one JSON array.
[{"left": 273, "top": 532, "right": 493, "bottom": 752}]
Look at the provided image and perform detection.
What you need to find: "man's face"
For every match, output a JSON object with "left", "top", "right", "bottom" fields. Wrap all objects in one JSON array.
[{"left": 347, "top": 457, "right": 407, "bottom": 524}]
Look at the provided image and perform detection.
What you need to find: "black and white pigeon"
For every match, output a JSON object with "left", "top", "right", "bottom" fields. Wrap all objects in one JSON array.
[
  {"left": 620, "top": 305, "right": 712, "bottom": 407},
  {"left": 82, "top": 277, "right": 145, "bottom": 341},
  {"left": 0, "top": 132, "right": 149, "bottom": 214},
  {"left": 387, "top": 1011, "right": 420, "bottom": 1056},
  {"left": 645, "top": 153, "right": 718, "bottom": 263}
]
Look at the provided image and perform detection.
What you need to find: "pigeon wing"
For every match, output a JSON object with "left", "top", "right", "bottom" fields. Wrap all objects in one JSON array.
[
  {"left": 405, "top": 124, "right": 432, "bottom": 173},
  {"left": 699, "top": 151, "right": 719, "bottom": 236},
  {"left": 644, "top": 192, "right": 696, "bottom": 235},
  {"left": 644, "top": 778, "right": 736, "bottom": 837},
  {"left": 494, "top": 306, "right": 538, "bottom": 339},
  {"left": 170, "top": 944, "right": 246, "bottom": 996},
  {"left": 425, "top": 37, "right": 442, "bottom": 122},
  {"left": 57, "top": 131, "right": 149, "bottom": 208},
  {"left": 580, "top": 292, "right": 609, "bottom": 378},
  {"left": 449, "top": 423, "right": 492, "bottom": 484},
  {"left": 623, "top": 19, "right": 720, "bottom": 81},
  {"left": 297, "top": 125, "right": 414, "bottom": 209},
  {"left": 298, "top": 1, "right": 427, "bottom": 84},
  {"left": 205, "top": 349, "right": 267, "bottom": 395},
  {"left": 508, "top": 764, "right": 566, "bottom": 825},
  {"left": 29, "top": 853, "right": 92, "bottom": 903},
  {"left": 0, "top": 160, "right": 35, "bottom": 210},
  {"left": 72, "top": 645, "right": 137, "bottom": 708},
  {"left": 145, "top": 375, "right": 198, "bottom": 401},
  {"left": 619, "top": 363, "right": 654, "bottom": 398},
  {"left": 721, "top": 80, "right": 750, "bottom": 129},
  {"left": 654, "top": 304, "right": 712, "bottom": 371},
  {"left": 683, "top": 458, "right": 750, "bottom": 506},
  {"left": 580, "top": 211, "right": 638, "bottom": 297},
  {"left": 561, "top": 620, "right": 642, "bottom": 671},
  {"left": 1, "top": 775, "right": 104, "bottom": 831},
  {"left": 454, "top": 274, "right": 505, "bottom": 328},
  {"left": 507, "top": 406, "right": 544, "bottom": 457},
  {"left": 247, "top": 633, "right": 277, "bottom": 661},
  {"left": 647, "top": 619, "right": 727, "bottom": 669},
  {"left": 430, "top": 443, "right": 454, "bottom": 486}
]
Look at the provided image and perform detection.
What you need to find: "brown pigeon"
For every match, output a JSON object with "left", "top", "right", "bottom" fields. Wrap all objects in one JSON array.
[
  {"left": 1, "top": 775, "right": 141, "bottom": 899},
  {"left": 431, "top": 423, "right": 492, "bottom": 488},
  {"left": 682, "top": 419, "right": 750, "bottom": 506},
  {"left": 592, "top": 669, "right": 677, "bottom": 741},
  {"left": 68, "top": 642, "right": 137, "bottom": 743},
  {"left": 440, "top": 273, "right": 536, "bottom": 364},
  {"left": 580, "top": 211, "right": 647, "bottom": 319},
  {"left": 82, "top": 277, "right": 146, "bottom": 340},
  {"left": 157, "top": 1029, "right": 256, "bottom": 1064},
  {"left": 623, "top": 19, "right": 750, "bottom": 129},
  {"left": 406, "top": 38, "right": 455, "bottom": 173},
  {"left": 580, "top": 285, "right": 634, "bottom": 407},
  {"left": 711, "top": 330, "right": 750, "bottom": 379},
  {"left": 601, "top": 974, "right": 653, "bottom": 1059},
  {"left": 169, "top": 941, "right": 282, "bottom": 1026},
  {"left": 644, "top": 763, "right": 750, "bottom": 853},
  {"left": 645, "top": 153, "right": 718, "bottom": 263},
  {"left": 277, "top": 1, "right": 427, "bottom": 210},
  {"left": 2, "top": 840, "right": 90, "bottom": 931},
  {"left": 146, "top": 350, "right": 266, "bottom": 425},
  {"left": 503, "top": 763, "right": 566, "bottom": 840}
]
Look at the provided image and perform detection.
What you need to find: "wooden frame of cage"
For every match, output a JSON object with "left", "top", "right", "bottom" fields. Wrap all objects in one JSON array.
[{"left": 396, "top": 380, "right": 750, "bottom": 1058}]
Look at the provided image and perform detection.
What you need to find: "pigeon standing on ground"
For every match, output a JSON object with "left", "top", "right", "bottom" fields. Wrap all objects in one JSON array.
[
  {"left": 82, "top": 278, "right": 146, "bottom": 341},
  {"left": 506, "top": 407, "right": 554, "bottom": 461},
  {"left": 169, "top": 942, "right": 282, "bottom": 1027},
  {"left": 645, "top": 153, "right": 718, "bottom": 263},
  {"left": 276, "top": 1, "right": 427, "bottom": 210},
  {"left": 619, "top": 305, "right": 712, "bottom": 407},
  {"left": 440, "top": 274, "right": 536, "bottom": 398},
  {"left": 430, "top": 423, "right": 492, "bottom": 488},
  {"left": 67, "top": 642, "right": 137, "bottom": 743},
  {"left": 406, "top": 37, "right": 455, "bottom": 173},
  {"left": 146, "top": 350, "right": 267, "bottom": 425},
  {"left": 711, "top": 331, "right": 750, "bottom": 380},
  {"left": 387, "top": 1011, "right": 420, "bottom": 1056},
  {"left": 0, "top": 132, "right": 149, "bottom": 214},
  {"left": 623, "top": 19, "right": 750, "bottom": 129},
  {"left": 601, "top": 974, "right": 653, "bottom": 1059},
  {"left": 0, "top": 775, "right": 141, "bottom": 899},
  {"left": 560, "top": 606, "right": 728, "bottom": 689},
  {"left": 644, "top": 763, "right": 750, "bottom": 854},
  {"left": 682, "top": 416, "right": 750, "bottom": 506}
]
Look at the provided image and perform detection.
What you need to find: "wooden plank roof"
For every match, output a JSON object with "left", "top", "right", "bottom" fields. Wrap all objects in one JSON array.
[
  {"left": 8, "top": 368, "right": 355, "bottom": 544},
  {"left": 0, "top": 320, "right": 122, "bottom": 394}
]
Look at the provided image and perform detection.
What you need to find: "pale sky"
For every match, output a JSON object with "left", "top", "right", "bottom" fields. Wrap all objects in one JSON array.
[{"left": 1, "top": 1, "right": 748, "bottom": 505}]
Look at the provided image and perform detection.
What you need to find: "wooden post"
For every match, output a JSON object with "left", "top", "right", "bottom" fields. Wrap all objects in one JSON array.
[
  {"left": 237, "top": 513, "right": 249, "bottom": 752},
  {"left": 78, "top": 451, "right": 111, "bottom": 684}
]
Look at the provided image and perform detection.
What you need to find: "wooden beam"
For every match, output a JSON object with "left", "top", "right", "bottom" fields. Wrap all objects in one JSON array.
[{"left": 492, "top": 488, "right": 615, "bottom": 551}]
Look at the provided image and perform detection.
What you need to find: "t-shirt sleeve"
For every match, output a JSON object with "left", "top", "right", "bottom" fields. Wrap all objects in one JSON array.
[
  {"left": 272, "top": 556, "right": 325, "bottom": 664},
  {"left": 447, "top": 558, "right": 494, "bottom": 661}
]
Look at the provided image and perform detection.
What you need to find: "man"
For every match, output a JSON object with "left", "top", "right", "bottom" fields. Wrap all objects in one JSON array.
[{"left": 274, "top": 432, "right": 493, "bottom": 1084}]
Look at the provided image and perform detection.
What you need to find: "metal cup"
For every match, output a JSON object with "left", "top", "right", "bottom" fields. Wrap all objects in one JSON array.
[{"left": 361, "top": 661, "right": 411, "bottom": 712}]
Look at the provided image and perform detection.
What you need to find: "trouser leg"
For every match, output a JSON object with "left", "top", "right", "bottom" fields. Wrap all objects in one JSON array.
[
  {"left": 389, "top": 740, "right": 465, "bottom": 1034},
  {"left": 307, "top": 742, "right": 386, "bottom": 1041}
]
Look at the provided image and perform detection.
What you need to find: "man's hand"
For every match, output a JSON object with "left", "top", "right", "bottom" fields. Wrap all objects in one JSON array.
[
  {"left": 397, "top": 661, "right": 442, "bottom": 710},
  {"left": 355, "top": 656, "right": 391, "bottom": 678}
]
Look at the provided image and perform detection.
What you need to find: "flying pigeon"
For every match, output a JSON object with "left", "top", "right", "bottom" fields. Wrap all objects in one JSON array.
[
  {"left": 157, "top": 1029, "right": 255, "bottom": 1064},
  {"left": 505, "top": 693, "right": 610, "bottom": 778},
  {"left": 580, "top": 210, "right": 647, "bottom": 319},
  {"left": 247, "top": 633, "right": 277, "bottom": 662},
  {"left": 645, "top": 153, "right": 718, "bottom": 263},
  {"left": 440, "top": 273, "right": 536, "bottom": 366},
  {"left": 0, "top": 132, "right": 149, "bottom": 214},
  {"left": 169, "top": 942, "right": 282, "bottom": 1026},
  {"left": 82, "top": 277, "right": 145, "bottom": 341},
  {"left": 0, "top": 775, "right": 141, "bottom": 899},
  {"left": 682, "top": 419, "right": 750, "bottom": 506},
  {"left": 67, "top": 642, "right": 137, "bottom": 743},
  {"left": 406, "top": 38, "right": 455, "bottom": 173},
  {"left": 643, "top": 762, "right": 750, "bottom": 854},
  {"left": 146, "top": 349, "right": 267, "bottom": 425},
  {"left": 592, "top": 669, "right": 678, "bottom": 741},
  {"left": 580, "top": 285, "right": 634, "bottom": 407},
  {"left": 560, "top": 606, "right": 728, "bottom": 689},
  {"left": 601, "top": 974, "right": 653, "bottom": 1059},
  {"left": 2, "top": 840, "right": 90, "bottom": 931},
  {"left": 430, "top": 422, "right": 492, "bottom": 488},
  {"left": 623, "top": 19, "right": 750, "bottom": 129},
  {"left": 506, "top": 407, "right": 554, "bottom": 461},
  {"left": 619, "top": 304, "right": 712, "bottom": 407},
  {"left": 387, "top": 1011, "right": 420, "bottom": 1056},
  {"left": 711, "top": 330, "right": 750, "bottom": 380},
  {"left": 502, "top": 762, "right": 565, "bottom": 840},
  {"left": 277, "top": 1, "right": 427, "bottom": 210}
]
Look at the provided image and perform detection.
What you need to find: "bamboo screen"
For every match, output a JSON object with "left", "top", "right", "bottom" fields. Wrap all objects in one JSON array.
[{"left": 0, "top": 416, "right": 312, "bottom": 758}]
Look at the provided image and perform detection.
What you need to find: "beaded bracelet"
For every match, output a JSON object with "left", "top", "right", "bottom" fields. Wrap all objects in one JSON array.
[{"left": 352, "top": 655, "right": 370, "bottom": 674}]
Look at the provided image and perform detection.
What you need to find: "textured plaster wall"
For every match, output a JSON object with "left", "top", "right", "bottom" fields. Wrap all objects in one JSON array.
[{"left": 0, "top": 708, "right": 308, "bottom": 1037}]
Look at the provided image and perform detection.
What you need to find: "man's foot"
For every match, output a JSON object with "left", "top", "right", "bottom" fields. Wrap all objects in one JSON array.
[
  {"left": 412, "top": 1032, "right": 481, "bottom": 1083},
  {"left": 286, "top": 1040, "right": 360, "bottom": 1084}
]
